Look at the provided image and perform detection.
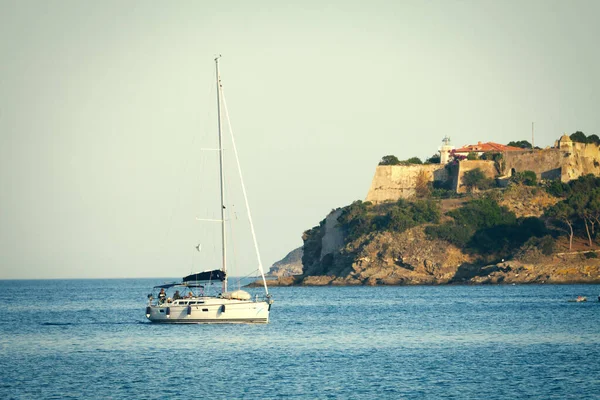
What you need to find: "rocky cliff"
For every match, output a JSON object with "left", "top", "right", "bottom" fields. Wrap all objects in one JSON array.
[
  {"left": 298, "top": 226, "right": 473, "bottom": 286},
  {"left": 268, "top": 247, "right": 303, "bottom": 277},
  {"left": 264, "top": 186, "right": 600, "bottom": 287}
]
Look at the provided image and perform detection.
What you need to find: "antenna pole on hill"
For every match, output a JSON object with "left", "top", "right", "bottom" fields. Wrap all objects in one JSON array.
[{"left": 532, "top": 122, "right": 534, "bottom": 148}]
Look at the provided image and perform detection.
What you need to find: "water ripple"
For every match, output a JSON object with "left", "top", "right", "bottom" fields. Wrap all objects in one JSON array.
[{"left": 1, "top": 280, "right": 599, "bottom": 399}]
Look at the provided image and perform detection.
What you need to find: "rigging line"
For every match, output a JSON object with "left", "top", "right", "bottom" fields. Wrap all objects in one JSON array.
[
  {"left": 221, "top": 92, "right": 269, "bottom": 295},
  {"left": 233, "top": 269, "right": 263, "bottom": 292}
]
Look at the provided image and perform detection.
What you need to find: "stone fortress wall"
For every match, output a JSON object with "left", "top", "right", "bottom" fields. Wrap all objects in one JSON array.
[
  {"left": 502, "top": 149, "right": 563, "bottom": 181},
  {"left": 454, "top": 160, "right": 497, "bottom": 194},
  {"left": 365, "top": 164, "right": 448, "bottom": 204},
  {"left": 365, "top": 135, "right": 600, "bottom": 203},
  {"left": 559, "top": 141, "right": 600, "bottom": 181},
  {"left": 503, "top": 138, "right": 600, "bottom": 182}
]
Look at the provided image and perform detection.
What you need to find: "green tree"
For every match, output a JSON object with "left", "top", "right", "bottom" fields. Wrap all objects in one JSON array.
[
  {"left": 544, "top": 180, "right": 570, "bottom": 198},
  {"left": 587, "top": 134, "right": 600, "bottom": 145},
  {"left": 507, "top": 140, "right": 532, "bottom": 149},
  {"left": 545, "top": 201, "right": 575, "bottom": 250},
  {"left": 588, "top": 188, "right": 600, "bottom": 237},
  {"left": 568, "top": 191, "right": 593, "bottom": 247},
  {"left": 404, "top": 157, "right": 423, "bottom": 165},
  {"left": 568, "top": 175, "right": 600, "bottom": 246},
  {"left": 511, "top": 170, "right": 537, "bottom": 186},
  {"left": 379, "top": 155, "right": 401, "bottom": 165},
  {"left": 466, "top": 152, "right": 478, "bottom": 160},
  {"left": 570, "top": 131, "right": 588, "bottom": 143},
  {"left": 480, "top": 152, "right": 502, "bottom": 161},
  {"left": 425, "top": 154, "right": 441, "bottom": 164},
  {"left": 462, "top": 168, "right": 487, "bottom": 192},
  {"left": 426, "top": 197, "right": 523, "bottom": 255}
]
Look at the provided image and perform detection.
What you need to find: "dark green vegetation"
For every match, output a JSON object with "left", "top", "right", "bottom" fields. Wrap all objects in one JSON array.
[
  {"left": 425, "top": 197, "right": 550, "bottom": 261},
  {"left": 507, "top": 140, "right": 532, "bottom": 149},
  {"left": 544, "top": 174, "right": 600, "bottom": 250},
  {"left": 332, "top": 174, "right": 600, "bottom": 264},
  {"left": 337, "top": 199, "right": 440, "bottom": 242},
  {"left": 334, "top": 195, "right": 551, "bottom": 263},
  {"left": 378, "top": 155, "right": 401, "bottom": 165},
  {"left": 378, "top": 155, "right": 424, "bottom": 165},
  {"left": 570, "top": 131, "right": 600, "bottom": 145},
  {"left": 425, "top": 154, "right": 441, "bottom": 164},
  {"left": 510, "top": 170, "right": 537, "bottom": 186},
  {"left": 462, "top": 168, "right": 495, "bottom": 192}
]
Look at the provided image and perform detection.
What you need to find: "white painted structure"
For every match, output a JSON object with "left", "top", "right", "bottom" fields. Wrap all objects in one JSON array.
[
  {"left": 439, "top": 136, "right": 454, "bottom": 164},
  {"left": 146, "top": 294, "right": 270, "bottom": 324}
]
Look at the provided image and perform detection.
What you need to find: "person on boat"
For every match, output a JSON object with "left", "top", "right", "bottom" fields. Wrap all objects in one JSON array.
[
  {"left": 173, "top": 290, "right": 182, "bottom": 300},
  {"left": 185, "top": 291, "right": 193, "bottom": 299},
  {"left": 158, "top": 288, "right": 167, "bottom": 304}
]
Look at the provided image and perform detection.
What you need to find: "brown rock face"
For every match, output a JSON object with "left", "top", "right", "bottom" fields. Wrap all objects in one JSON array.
[
  {"left": 284, "top": 210, "right": 600, "bottom": 286},
  {"left": 273, "top": 188, "right": 600, "bottom": 287},
  {"left": 268, "top": 247, "right": 303, "bottom": 277},
  {"left": 297, "top": 223, "right": 474, "bottom": 286},
  {"left": 499, "top": 185, "right": 560, "bottom": 218},
  {"left": 343, "top": 227, "right": 472, "bottom": 285}
]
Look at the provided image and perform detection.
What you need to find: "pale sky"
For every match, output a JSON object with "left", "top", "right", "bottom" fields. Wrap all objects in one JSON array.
[{"left": 1, "top": 0, "right": 599, "bottom": 279}]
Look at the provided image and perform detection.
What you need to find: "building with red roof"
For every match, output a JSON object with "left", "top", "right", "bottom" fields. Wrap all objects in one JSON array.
[{"left": 453, "top": 141, "right": 524, "bottom": 156}]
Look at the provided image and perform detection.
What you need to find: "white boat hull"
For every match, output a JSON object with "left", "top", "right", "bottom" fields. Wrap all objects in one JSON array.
[{"left": 146, "top": 297, "right": 270, "bottom": 324}]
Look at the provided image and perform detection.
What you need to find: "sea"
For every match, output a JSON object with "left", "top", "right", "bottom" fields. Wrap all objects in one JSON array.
[{"left": 1, "top": 279, "right": 599, "bottom": 399}]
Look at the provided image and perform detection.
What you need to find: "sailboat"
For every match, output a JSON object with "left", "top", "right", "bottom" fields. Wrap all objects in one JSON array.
[{"left": 145, "top": 56, "right": 273, "bottom": 323}]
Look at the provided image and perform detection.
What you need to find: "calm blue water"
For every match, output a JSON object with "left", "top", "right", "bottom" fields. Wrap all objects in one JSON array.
[{"left": 1, "top": 280, "right": 599, "bottom": 399}]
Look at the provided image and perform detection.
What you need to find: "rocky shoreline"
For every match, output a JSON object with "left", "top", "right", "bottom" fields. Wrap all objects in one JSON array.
[
  {"left": 253, "top": 251, "right": 600, "bottom": 287},
  {"left": 260, "top": 184, "right": 600, "bottom": 288}
]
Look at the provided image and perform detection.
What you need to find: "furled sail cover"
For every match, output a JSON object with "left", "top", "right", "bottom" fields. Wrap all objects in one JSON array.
[
  {"left": 183, "top": 269, "right": 226, "bottom": 282},
  {"left": 221, "top": 290, "right": 251, "bottom": 300}
]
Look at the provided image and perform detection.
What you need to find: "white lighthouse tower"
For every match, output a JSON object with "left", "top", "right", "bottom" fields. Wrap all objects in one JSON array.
[{"left": 439, "top": 136, "right": 454, "bottom": 164}]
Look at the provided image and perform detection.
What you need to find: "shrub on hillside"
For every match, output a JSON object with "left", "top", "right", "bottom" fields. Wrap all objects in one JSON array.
[
  {"left": 544, "top": 180, "right": 570, "bottom": 197},
  {"left": 515, "top": 235, "right": 555, "bottom": 262},
  {"left": 425, "top": 223, "right": 472, "bottom": 247},
  {"left": 462, "top": 168, "right": 496, "bottom": 192},
  {"left": 430, "top": 188, "right": 459, "bottom": 199},
  {"left": 426, "top": 197, "right": 549, "bottom": 258},
  {"left": 511, "top": 170, "right": 537, "bottom": 186},
  {"left": 480, "top": 152, "right": 503, "bottom": 161},
  {"left": 338, "top": 199, "right": 440, "bottom": 242}
]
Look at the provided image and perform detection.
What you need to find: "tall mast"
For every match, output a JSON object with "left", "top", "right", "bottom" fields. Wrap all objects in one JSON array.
[{"left": 215, "top": 56, "right": 228, "bottom": 293}]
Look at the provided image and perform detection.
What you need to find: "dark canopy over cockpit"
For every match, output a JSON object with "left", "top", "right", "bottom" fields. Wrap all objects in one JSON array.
[
  {"left": 153, "top": 282, "right": 205, "bottom": 289},
  {"left": 183, "top": 269, "right": 226, "bottom": 282}
]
